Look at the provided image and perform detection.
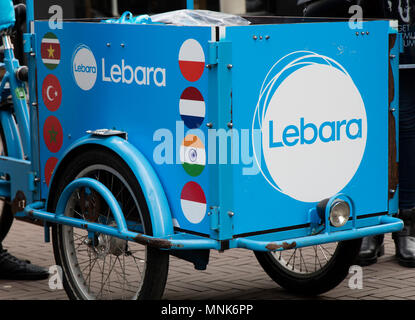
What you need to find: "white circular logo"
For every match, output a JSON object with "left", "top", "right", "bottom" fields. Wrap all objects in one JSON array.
[
  {"left": 253, "top": 51, "right": 367, "bottom": 203},
  {"left": 72, "top": 45, "right": 97, "bottom": 91}
]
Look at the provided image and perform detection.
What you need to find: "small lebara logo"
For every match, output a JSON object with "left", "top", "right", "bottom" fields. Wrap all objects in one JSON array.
[
  {"left": 253, "top": 51, "right": 367, "bottom": 203},
  {"left": 72, "top": 44, "right": 97, "bottom": 91}
]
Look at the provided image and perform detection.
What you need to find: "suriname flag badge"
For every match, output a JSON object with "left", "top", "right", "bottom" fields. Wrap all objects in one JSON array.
[
  {"left": 41, "top": 32, "right": 61, "bottom": 70},
  {"left": 180, "top": 134, "right": 206, "bottom": 177}
]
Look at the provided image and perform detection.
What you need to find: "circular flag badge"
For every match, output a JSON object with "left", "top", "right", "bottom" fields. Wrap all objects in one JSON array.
[
  {"left": 180, "top": 181, "right": 207, "bottom": 224},
  {"left": 44, "top": 157, "right": 59, "bottom": 187},
  {"left": 43, "top": 116, "right": 63, "bottom": 153},
  {"left": 179, "top": 39, "right": 205, "bottom": 82},
  {"left": 42, "top": 74, "right": 62, "bottom": 111},
  {"left": 41, "top": 32, "right": 61, "bottom": 70},
  {"left": 180, "top": 134, "right": 206, "bottom": 177},
  {"left": 180, "top": 87, "right": 205, "bottom": 129}
]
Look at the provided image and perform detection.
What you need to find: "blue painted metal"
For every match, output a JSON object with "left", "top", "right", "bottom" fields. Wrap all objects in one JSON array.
[
  {"left": 236, "top": 215, "right": 403, "bottom": 251},
  {"left": 49, "top": 135, "right": 175, "bottom": 238},
  {"left": 25, "top": 200, "right": 220, "bottom": 250},
  {"left": 25, "top": 195, "right": 402, "bottom": 252},
  {"left": 2, "top": 38, "right": 31, "bottom": 160},
  {"left": 0, "top": 111, "right": 24, "bottom": 159},
  {"left": 0, "top": 0, "right": 15, "bottom": 31},
  {"left": 211, "top": 40, "right": 234, "bottom": 241},
  {"left": 34, "top": 21, "right": 213, "bottom": 236},
  {"left": 224, "top": 21, "right": 395, "bottom": 237},
  {"left": 186, "top": 0, "right": 194, "bottom": 10},
  {"left": 55, "top": 178, "right": 128, "bottom": 232},
  {"left": 25, "top": 0, "right": 34, "bottom": 28},
  {"left": 0, "top": 180, "right": 10, "bottom": 198},
  {"left": 0, "top": 34, "right": 36, "bottom": 210}
]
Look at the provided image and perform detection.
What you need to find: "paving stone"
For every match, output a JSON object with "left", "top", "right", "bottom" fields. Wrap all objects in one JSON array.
[{"left": 1, "top": 221, "right": 414, "bottom": 300}]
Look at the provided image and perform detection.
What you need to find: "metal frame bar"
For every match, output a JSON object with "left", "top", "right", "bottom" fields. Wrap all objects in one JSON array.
[{"left": 1, "top": 35, "right": 30, "bottom": 160}]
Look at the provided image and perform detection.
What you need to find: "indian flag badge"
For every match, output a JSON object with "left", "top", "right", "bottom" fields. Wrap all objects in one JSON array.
[
  {"left": 41, "top": 32, "right": 61, "bottom": 70},
  {"left": 180, "top": 181, "right": 207, "bottom": 224},
  {"left": 180, "top": 134, "right": 206, "bottom": 177}
]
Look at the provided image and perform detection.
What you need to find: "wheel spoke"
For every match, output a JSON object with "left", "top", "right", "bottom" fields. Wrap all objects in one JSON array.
[{"left": 272, "top": 242, "right": 339, "bottom": 275}]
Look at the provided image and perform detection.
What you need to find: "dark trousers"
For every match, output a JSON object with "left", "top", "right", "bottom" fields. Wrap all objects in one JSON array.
[{"left": 399, "top": 69, "right": 415, "bottom": 209}]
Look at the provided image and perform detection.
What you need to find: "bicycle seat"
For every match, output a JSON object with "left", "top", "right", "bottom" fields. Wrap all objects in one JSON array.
[{"left": 0, "top": 0, "right": 15, "bottom": 32}]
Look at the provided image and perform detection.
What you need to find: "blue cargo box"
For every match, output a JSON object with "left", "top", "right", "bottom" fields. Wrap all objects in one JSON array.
[{"left": 33, "top": 17, "right": 399, "bottom": 242}]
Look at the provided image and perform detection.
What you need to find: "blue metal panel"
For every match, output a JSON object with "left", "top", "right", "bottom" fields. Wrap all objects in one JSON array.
[
  {"left": 0, "top": 0, "right": 15, "bottom": 31},
  {"left": 0, "top": 110, "right": 23, "bottom": 159},
  {"left": 224, "top": 21, "right": 393, "bottom": 236},
  {"left": 34, "top": 22, "right": 214, "bottom": 236},
  {"left": 186, "top": 0, "right": 194, "bottom": 10}
]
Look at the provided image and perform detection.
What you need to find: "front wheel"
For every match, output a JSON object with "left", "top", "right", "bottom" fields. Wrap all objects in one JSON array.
[
  {"left": 51, "top": 149, "right": 169, "bottom": 300},
  {"left": 254, "top": 239, "right": 362, "bottom": 295}
]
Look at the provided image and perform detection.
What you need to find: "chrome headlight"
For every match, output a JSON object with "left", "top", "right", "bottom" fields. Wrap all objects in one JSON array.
[{"left": 329, "top": 200, "right": 350, "bottom": 227}]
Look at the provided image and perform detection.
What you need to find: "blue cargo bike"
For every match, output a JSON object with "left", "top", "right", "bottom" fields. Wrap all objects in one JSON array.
[{"left": 0, "top": 0, "right": 404, "bottom": 299}]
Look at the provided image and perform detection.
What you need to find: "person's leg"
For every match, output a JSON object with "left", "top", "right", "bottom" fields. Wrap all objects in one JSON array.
[
  {"left": 393, "top": 69, "right": 415, "bottom": 267},
  {"left": 356, "top": 69, "right": 415, "bottom": 267},
  {"left": 0, "top": 242, "right": 49, "bottom": 280},
  {"left": 355, "top": 235, "right": 385, "bottom": 266}
]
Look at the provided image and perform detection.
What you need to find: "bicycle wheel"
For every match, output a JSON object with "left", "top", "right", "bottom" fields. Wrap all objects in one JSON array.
[
  {"left": 51, "top": 149, "right": 169, "bottom": 300},
  {"left": 0, "top": 124, "right": 13, "bottom": 243},
  {"left": 254, "top": 239, "right": 361, "bottom": 295}
]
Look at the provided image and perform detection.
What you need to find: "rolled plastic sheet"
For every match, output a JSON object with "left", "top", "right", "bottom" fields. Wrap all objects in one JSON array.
[{"left": 151, "top": 9, "right": 250, "bottom": 26}]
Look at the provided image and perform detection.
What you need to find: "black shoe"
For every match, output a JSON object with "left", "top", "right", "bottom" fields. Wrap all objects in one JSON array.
[
  {"left": 355, "top": 235, "right": 384, "bottom": 266},
  {"left": 0, "top": 248, "right": 50, "bottom": 280},
  {"left": 393, "top": 209, "right": 415, "bottom": 268}
]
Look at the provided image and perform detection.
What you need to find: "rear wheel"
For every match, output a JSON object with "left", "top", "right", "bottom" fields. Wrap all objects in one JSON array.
[
  {"left": 51, "top": 149, "right": 169, "bottom": 300},
  {"left": 255, "top": 239, "right": 361, "bottom": 295},
  {"left": 0, "top": 124, "right": 13, "bottom": 243}
]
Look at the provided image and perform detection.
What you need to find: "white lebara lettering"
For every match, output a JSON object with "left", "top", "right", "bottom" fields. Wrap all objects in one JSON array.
[
  {"left": 111, "top": 64, "right": 122, "bottom": 83},
  {"left": 135, "top": 66, "right": 146, "bottom": 85},
  {"left": 154, "top": 68, "right": 166, "bottom": 87},
  {"left": 102, "top": 58, "right": 110, "bottom": 82},
  {"left": 101, "top": 58, "right": 166, "bottom": 87},
  {"left": 122, "top": 59, "right": 134, "bottom": 84},
  {"left": 269, "top": 117, "right": 362, "bottom": 148}
]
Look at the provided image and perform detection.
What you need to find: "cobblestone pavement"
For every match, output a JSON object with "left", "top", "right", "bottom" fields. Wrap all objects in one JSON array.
[{"left": 0, "top": 220, "right": 414, "bottom": 300}]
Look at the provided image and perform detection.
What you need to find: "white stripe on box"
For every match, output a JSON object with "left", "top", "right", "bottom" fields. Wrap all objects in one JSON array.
[
  {"left": 180, "top": 199, "right": 206, "bottom": 224},
  {"left": 180, "top": 146, "right": 206, "bottom": 166},
  {"left": 179, "top": 39, "right": 205, "bottom": 62},
  {"left": 179, "top": 99, "right": 205, "bottom": 118},
  {"left": 42, "top": 38, "right": 60, "bottom": 44},
  {"left": 41, "top": 58, "right": 60, "bottom": 64}
]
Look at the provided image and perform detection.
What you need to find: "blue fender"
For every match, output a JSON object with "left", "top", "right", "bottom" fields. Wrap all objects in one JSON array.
[{"left": 48, "top": 135, "right": 174, "bottom": 238}]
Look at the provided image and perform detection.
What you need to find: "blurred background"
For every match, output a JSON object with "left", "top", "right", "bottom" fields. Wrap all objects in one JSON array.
[
  {"left": 8, "top": 0, "right": 415, "bottom": 66},
  {"left": 12, "top": 0, "right": 303, "bottom": 19}
]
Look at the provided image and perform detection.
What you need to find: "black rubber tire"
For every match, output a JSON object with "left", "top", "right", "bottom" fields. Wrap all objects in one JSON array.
[
  {"left": 0, "top": 123, "right": 13, "bottom": 243},
  {"left": 254, "top": 239, "right": 362, "bottom": 295},
  {"left": 51, "top": 148, "right": 169, "bottom": 300}
]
